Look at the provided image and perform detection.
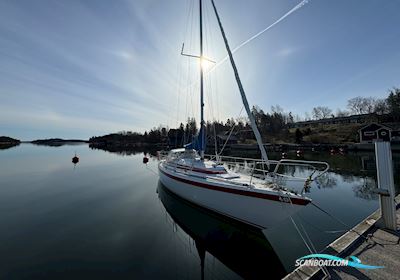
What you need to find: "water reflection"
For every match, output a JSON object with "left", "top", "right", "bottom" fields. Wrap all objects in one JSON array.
[
  {"left": 89, "top": 144, "right": 154, "bottom": 156},
  {"left": 0, "top": 142, "right": 20, "bottom": 150},
  {"left": 269, "top": 151, "right": 399, "bottom": 195},
  {"left": 157, "top": 183, "right": 287, "bottom": 279},
  {"left": 352, "top": 177, "right": 379, "bottom": 200},
  {"left": 315, "top": 173, "right": 338, "bottom": 189}
]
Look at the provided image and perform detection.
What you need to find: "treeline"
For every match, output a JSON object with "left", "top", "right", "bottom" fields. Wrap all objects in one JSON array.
[
  {"left": 89, "top": 118, "right": 245, "bottom": 146},
  {"left": 306, "top": 87, "right": 400, "bottom": 120},
  {"left": 90, "top": 87, "right": 400, "bottom": 145},
  {"left": 0, "top": 136, "right": 20, "bottom": 143},
  {"left": 31, "top": 138, "right": 87, "bottom": 146},
  {"left": 0, "top": 136, "right": 20, "bottom": 150}
]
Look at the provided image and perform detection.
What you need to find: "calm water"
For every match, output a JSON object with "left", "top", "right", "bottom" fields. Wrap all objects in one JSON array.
[{"left": 0, "top": 144, "right": 398, "bottom": 279}]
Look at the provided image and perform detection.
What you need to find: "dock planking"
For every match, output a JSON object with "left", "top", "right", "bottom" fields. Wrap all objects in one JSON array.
[{"left": 283, "top": 195, "right": 400, "bottom": 280}]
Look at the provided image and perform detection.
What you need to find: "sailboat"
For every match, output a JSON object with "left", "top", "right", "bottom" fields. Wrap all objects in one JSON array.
[{"left": 158, "top": 0, "right": 329, "bottom": 229}]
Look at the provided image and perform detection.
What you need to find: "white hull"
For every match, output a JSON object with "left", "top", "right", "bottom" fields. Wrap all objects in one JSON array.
[{"left": 158, "top": 161, "right": 308, "bottom": 229}]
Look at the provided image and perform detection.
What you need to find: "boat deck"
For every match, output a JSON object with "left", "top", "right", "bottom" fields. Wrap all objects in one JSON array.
[{"left": 163, "top": 160, "right": 307, "bottom": 201}]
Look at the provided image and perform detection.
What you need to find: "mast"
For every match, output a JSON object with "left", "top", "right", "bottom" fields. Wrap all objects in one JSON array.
[
  {"left": 199, "top": 0, "right": 205, "bottom": 159},
  {"left": 210, "top": 0, "right": 270, "bottom": 169}
]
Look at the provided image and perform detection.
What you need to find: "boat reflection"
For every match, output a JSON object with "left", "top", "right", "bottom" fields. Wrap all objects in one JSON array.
[{"left": 157, "top": 182, "right": 286, "bottom": 279}]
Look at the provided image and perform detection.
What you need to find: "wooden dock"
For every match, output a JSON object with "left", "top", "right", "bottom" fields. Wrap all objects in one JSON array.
[{"left": 283, "top": 195, "right": 400, "bottom": 280}]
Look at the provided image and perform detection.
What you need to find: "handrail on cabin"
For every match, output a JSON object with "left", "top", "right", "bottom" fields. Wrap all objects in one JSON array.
[
  {"left": 204, "top": 154, "right": 330, "bottom": 182},
  {"left": 161, "top": 153, "right": 329, "bottom": 184}
]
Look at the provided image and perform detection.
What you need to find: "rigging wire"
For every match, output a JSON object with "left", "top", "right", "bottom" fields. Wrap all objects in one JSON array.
[
  {"left": 179, "top": 0, "right": 312, "bottom": 145},
  {"left": 211, "top": 0, "right": 270, "bottom": 166},
  {"left": 203, "top": 1, "right": 213, "bottom": 120},
  {"left": 215, "top": 106, "right": 244, "bottom": 158},
  {"left": 184, "top": 0, "right": 196, "bottom": 143},
  {"left": 203, "top": 1, "right": 214, "bottom": 157},
  {"left": 175, "top": 0, "right": 196, "bottom": 147},
  {"left": 213, "top": 0, "right": 310, "bottom": 70},
  {"left": 203, "top": 0, "right": 220, "bottom": 157},
  {"left": 181, "top": 0, "right": 311, "bottom": 94}
]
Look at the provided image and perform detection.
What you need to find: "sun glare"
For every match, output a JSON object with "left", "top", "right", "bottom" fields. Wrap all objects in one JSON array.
[{"left": 200, "top": 57, "right": 213, "bottom": 71}]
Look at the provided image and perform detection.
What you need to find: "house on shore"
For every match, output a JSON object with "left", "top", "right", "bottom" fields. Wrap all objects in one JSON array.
[
  {"left": 216, "top": 132, "right": 238, "bottom": 146},
  {"left": 289, "top": 113, "right": 397, "bottom": 129},
  {"left": 358, "top": 123, "right": 400, "bottom": 143},
  {"left": 289, "top": 113, "right": 379, "bottom": 128}
]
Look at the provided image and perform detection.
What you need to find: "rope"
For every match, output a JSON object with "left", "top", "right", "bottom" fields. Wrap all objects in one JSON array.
[
  {"left": 290, "top": 213, "right": 331, "bottom": 278},
  {"left": 297, "top": 214, "right": 352, "bottom": 234},
  {"left": 290, "top": 216, "right": 314, "bottom": 255},
  {"left": 277, "top": 187, "right": 330, "bottom": 278},
  {"left": 311, "top": 202, "right": 369, "bottom": 241}
]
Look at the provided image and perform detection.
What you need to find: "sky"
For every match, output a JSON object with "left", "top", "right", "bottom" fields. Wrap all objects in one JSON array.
[{"left": 0, "top": 0, "right": 399, "bottom": 140}]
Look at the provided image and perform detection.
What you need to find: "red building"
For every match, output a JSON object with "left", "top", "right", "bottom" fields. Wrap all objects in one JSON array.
[{"left": 358, "top": 123, "right": 400, "bottom": 143}]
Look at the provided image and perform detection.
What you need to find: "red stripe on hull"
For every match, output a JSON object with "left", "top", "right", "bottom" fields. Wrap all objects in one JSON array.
[{"left": 159, "top": 166, "right": 310, "bottom": 206}]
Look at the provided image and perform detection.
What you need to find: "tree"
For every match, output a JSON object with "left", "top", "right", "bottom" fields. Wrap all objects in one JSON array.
[
  {"left": 251, "top": 106, "right": 264, "bottom": 126},
  {"left": 336, "top": 109, "right": 349, "bottom": 117},
  {"left": 161, "top": 127, "right": 168, "bottom": 138},
  {"left": 295, "top": 129, "right": 303, "bottom": 143},
  {"left": 288, "top": 112, "right": 294, "bottom": 124},
  {"left": 312, "top": 107, "right": 322, "bottom": 120},
  {"left": 236, "top": 117, "right": 245, "bottom": 130},
  {"left": 373, "top": 99, "right": 389, "bottom": 115},
  {"left": 236, "top": 116, "right": 248, "bottom": 124},
  {"left": 347, "top": 96, "right": 379, "bottom": 115},
  {"left": 184, "top": 117, "right": 198, "bottom": 142},
  {"left": 225, "top": 118, "right": 236, "bottom": 128},
  {"left": 364, "top": 97, "right": 376, "bottom": 113},
  {"left": 387, "top": 87, "right": 400, "bottom": 117},
  {"left": 179, "top": 123, "right": 185, "bottom": 132},
  {"left": 271, "top": 105, "right": 284, "bottom": 115},
  {"left": 311, "top": 106, "right": 332, "bottom": 120},
  {"left": 347, "top": 97, "right": 365, "bottom": 114},
  {"left": 319, "top": 106, "right": 332, "bottom": 119}
]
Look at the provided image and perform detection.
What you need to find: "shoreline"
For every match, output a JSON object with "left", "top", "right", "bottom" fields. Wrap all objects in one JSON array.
[{"left": 4, "top": 140, "right": 400, "bottom": 153}]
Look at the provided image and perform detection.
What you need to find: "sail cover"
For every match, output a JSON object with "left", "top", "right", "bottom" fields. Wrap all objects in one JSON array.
[{"left": 184, "top": 126, "right": 206, "bottom": 152}]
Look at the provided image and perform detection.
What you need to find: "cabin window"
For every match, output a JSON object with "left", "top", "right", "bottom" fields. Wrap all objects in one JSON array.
[
  {"left": 363, "top": 131, "right": 375, "bottom": 136},
  {"left": 380, "top": 131, "right": 387, "bottom": 136}
]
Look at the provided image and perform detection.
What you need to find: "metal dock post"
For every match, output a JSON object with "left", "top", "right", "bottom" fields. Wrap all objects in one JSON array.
[{"left": 374, "top": 141, "right": 397, "bottom": 231}]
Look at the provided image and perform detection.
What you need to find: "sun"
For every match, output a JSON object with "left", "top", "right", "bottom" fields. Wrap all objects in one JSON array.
[{"left": 200, "top": 57, "right": 214, "bottom": 71}]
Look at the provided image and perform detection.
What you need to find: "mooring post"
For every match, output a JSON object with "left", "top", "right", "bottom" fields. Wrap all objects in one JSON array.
[{"left": 374, "top": 141, "right": 397, "bottom": 231}]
